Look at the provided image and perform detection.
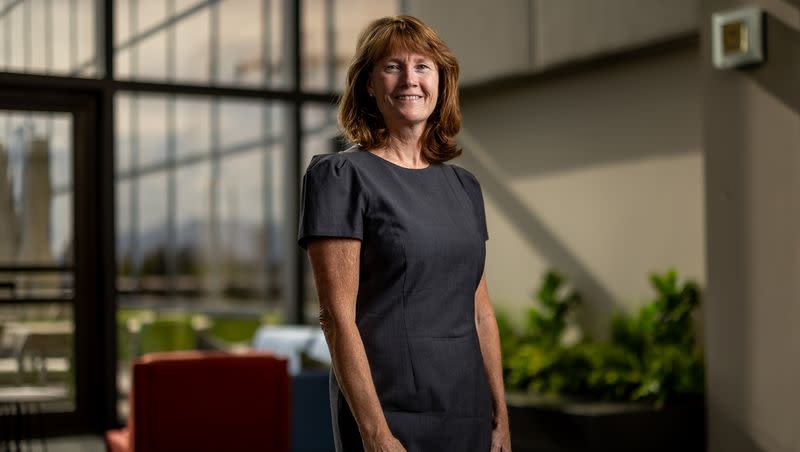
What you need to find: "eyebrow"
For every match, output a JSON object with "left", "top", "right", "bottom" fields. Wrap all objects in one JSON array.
[{"left": 383, "top": 55, "right": 433, "bottom": 64}]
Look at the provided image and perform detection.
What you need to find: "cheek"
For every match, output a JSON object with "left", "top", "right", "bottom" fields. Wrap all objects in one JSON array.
[
  {"left": 429, "top": 86, "right": 439, "bottom": 105},
  {"left": 378, "top": 75, "right": 397, "bottom": 93},
  {"left": 428, "top": 79, "right": 440, "bottom": 102}
]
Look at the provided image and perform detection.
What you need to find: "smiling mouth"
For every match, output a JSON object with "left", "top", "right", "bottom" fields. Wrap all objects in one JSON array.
[{"left": 395, "top": 95, "right": 423, "bottom": 100}]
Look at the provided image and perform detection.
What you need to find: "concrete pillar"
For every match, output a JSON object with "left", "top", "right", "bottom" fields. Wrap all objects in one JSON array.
[{"left": 701, "top": 1, "right": 800, "bottom": 451}]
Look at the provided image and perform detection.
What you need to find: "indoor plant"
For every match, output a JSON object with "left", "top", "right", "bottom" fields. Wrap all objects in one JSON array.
[{"left": 499, "top": 269, "right": 706, "bottom": 452}]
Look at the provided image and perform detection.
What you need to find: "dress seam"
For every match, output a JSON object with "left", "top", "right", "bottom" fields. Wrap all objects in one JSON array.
[{"left": 391, "top": 221, "right": 418, "bottom": 396}]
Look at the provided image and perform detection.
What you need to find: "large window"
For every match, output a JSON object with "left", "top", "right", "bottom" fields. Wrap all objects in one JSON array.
[
  {"left": 115, "top": 93, "right": 289, "bottom": 309},
  {"left": 0, "top": 0, "right": 405, "bottom": 430}
]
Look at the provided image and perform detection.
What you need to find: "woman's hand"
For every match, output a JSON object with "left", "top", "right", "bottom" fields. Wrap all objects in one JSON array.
[
  {"left": 363, "top": 430, "right": 407, "bottom": 452},
  {"left": 490, "top": 417, "right": 511, "bottom": 451}
]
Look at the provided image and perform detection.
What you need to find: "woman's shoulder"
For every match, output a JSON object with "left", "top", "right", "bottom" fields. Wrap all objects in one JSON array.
[
  {"left": 305, "top": 146, "right": 372, "bottom": 175},
  {"left": 444, "top": 162, "right": 482, "bottom": 190}
]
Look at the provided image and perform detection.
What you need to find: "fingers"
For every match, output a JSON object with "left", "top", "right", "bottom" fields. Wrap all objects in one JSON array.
[
  {"left": 489, "top": 429, "right": 510, "bottom": 452},
  {"left": 490, "top": 438, "right": 502, "bottom": 452}
]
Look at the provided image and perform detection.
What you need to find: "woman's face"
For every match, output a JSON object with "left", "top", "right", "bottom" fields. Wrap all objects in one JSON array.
[{"left": 368, "top": 49, "right": 439, "bottom": 131}]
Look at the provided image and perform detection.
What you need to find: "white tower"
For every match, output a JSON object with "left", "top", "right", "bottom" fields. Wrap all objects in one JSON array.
[
  {"left": 17, "top": 136, "right": 53, "bottom": 265},
  {"left": 0, "top": 142, "right": 17, "bottom": 263}
]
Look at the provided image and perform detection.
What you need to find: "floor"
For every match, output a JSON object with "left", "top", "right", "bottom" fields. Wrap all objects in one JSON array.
[{"left": 4, "top": 435, "right": 105, "bottom": 452}]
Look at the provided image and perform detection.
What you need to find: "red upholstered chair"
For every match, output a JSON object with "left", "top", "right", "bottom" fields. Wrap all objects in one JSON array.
[{"left": 106, "top": 351, "right": 290, "bottom": 452}]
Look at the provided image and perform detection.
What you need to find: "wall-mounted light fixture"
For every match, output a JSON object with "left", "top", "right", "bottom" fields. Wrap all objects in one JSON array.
[{"left": 712, "top": 6, "right": 764, "bottom": 69}]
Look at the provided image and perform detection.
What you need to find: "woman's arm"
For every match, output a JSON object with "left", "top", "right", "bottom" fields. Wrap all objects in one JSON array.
[
  {"left": 475, "top": 271, "right": 512, "bottom": 452},
  {"left": 307, "top": 238, "right": 406, "bottom": 452}
]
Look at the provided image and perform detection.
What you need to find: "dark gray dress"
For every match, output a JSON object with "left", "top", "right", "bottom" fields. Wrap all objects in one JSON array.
[{"left": 298, "top": 147, "right": 493, "bottom": 452}]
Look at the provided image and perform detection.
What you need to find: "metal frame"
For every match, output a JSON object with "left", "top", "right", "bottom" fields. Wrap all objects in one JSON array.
[{"left": 0, "top": 86, "right": 101, "bottom": 436}]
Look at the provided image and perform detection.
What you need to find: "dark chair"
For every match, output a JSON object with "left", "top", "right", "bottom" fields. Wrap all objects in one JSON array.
[
  {"left": 291, "top": 370, "right": 335, "bottom": 452},
  {"left": 105, "top": 350, "right": 290, "bottom": 452}
]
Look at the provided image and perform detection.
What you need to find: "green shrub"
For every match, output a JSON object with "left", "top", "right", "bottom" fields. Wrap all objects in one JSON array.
[
  {"left": 501, "top": 269, "right": 705, "bottom": 407},
  {"left": 139, "top": 317, "right": 196, "bottom": 355},
  {"left": 208, "top": 317, "right": 262, "bottom": 343}
]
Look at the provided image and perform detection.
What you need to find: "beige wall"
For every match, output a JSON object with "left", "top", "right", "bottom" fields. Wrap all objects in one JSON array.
[
  {"left": 702, "top": 1, "right": 800, "bottom": 451},
  {"left": 410, "top": 0, "right": 698, "bottom": 85},
  {"left": 408, "top": 0, "right": 531, "bottom": 84},
  {"left": 533, "top": 0, "right": 697, "bottom": 68},
  {"left": 453, "top": 47, "right": 705, "bottom": 339}
]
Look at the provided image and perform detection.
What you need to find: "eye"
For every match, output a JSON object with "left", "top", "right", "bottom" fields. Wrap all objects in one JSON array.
[{"left": 385, "top": 63, "right": 401, "bottom": 71}]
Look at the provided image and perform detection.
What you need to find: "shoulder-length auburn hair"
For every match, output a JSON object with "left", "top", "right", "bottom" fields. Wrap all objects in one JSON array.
[{"left": 338, "top": 15, "right": 462, "bottom": 163}]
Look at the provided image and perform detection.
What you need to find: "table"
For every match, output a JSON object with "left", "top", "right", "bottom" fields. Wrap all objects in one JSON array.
[
  {"left": 251, "top": 326, "right": 330, "bottom": 375},
  {"left": 0, "top": 386, "right": 68, "bottom": 451}
]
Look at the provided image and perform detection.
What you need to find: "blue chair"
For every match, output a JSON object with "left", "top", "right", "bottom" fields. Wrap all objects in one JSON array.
[{"left": 291, "top": 370, "right": 335, "bottom": 452}]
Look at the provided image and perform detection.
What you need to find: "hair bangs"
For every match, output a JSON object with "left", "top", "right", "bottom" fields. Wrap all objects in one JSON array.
[{"left": 381, "top": 31, "right": 436, "bottom": 62}]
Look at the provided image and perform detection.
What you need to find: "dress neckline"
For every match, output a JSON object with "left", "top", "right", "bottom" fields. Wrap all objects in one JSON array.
[{"left": 359, "top": 147, "right": 436, "bottom": 172}]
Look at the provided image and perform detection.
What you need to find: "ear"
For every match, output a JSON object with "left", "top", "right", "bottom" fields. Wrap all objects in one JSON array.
[{"left": 366, "top": 78, "right": 374, "bottom": 97}]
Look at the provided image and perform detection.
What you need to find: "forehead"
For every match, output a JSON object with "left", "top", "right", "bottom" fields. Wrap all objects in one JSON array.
[{"left": 377, "top": 40, "right": 435, "bottom": 62}]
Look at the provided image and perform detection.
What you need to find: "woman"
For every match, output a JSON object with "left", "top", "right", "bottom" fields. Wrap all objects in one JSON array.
[{"left": 298, "top": 15, "right": 511, "bottom": 452}]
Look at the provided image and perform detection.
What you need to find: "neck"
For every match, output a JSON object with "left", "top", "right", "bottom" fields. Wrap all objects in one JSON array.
[{"left": 375, "top": 123, "right": 428, "bottom": 168}]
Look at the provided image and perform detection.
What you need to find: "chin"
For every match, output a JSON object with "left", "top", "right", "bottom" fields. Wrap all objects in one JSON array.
[{"left": 396, "top": 112, "right": 432, "bottom": 125}]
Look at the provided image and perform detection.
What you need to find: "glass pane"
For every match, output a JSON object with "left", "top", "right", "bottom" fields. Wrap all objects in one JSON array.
[
  {"left": 175, "top": 97, "right": 209, "bottom": 160},
  {"left": 137, "top": 0, "right": 167, "bottom": 33},
  {"left": 115, "top": 94, "right": 131, "bottom": 173},
  {"left": 174, "top": 162, "right": 208, "bottom": 297},
  {"left": 174, "top": 5, "right": 210, "bottom": 84},
  {"left": 219, "top": 151, "right": 263, "bottom": 297},
  {"left": 0, "top": 109, "right": 76, "bottom": 414},
  {"left": 115, "top": 0, "right": 290, "bottom": 88},
  {"left": 0, "top": 303, "right": 76, "bottom": 413},
  {"left": 300, "top": 103, "right": 339, "bottom": 322},
  {"left": 115, "top": 93, "right": 175, "bottom": 174},
  {"left": 302, "top": 0, "right": 402, "bottom": 92},
  {"left": 219, "top": 99, "right": 263, "bottom": 150},
  {"left": 137, "top": 172, "right": 168, "bottom": 293},
  {"left": 0, "top": 0, "right": 99, "bottom": 77},
  {"left": 133, "top": 32, "right": 167, "bottom": 81},
  {"left": 0, "top": 111, "right": 74, "bottom": 300},
  {"left": 114, "top": 93, "right": 289, "bottom": 421},
  {"left": 136, "top": 94, "right": 168, "bottom": 169},
  {"left": 116, "top": 179, "right": 132, "bottom": 289},
  {"left": 218, "top": 0, "right": 259, "bottom": 86}
]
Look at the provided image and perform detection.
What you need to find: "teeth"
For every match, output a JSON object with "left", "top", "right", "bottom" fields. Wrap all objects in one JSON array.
[{"left": 396, "top": 96, "right": 421, "bottom": 100}]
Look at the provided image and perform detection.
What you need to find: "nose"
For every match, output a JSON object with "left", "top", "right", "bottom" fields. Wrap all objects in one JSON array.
[{"left": 401, "top": 67, "right": 418, "bottom": 86}]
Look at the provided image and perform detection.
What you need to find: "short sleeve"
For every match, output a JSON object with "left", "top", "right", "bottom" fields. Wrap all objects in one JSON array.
[
  {"left": 297, "top": 154, "right": 367, "bottom": 250},
  {"left": 452, "top": 166, "right": 489, "bottom": 241}
]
